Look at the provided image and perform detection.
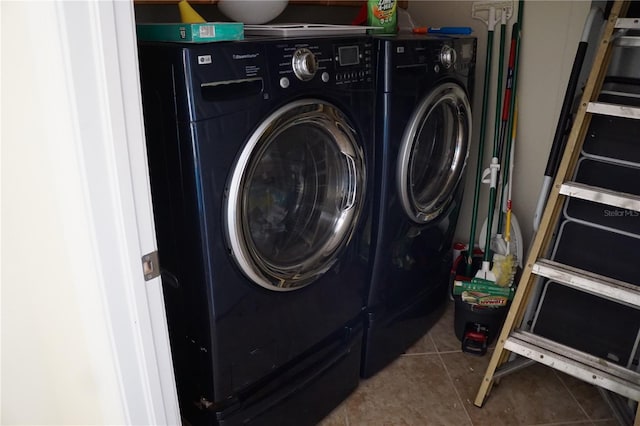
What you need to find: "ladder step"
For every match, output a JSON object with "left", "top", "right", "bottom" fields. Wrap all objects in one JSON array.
[
  {"left": 616, "top": 17, "right": 640, "bottom": 30},
  {"left": 504, "top": 330, "right": 640, "bottom": 401},
  {"left": 586, "top": 101, "right": 640, "bottom": 120},
  {"left": 560, "top": 181, "right": 640, "bottom": 212},
  {"left": 615, "top": 35, "right": 640, "bottom": 47},
  {"left": 532, "top": 259, "right": 640, "bottom": 308}
]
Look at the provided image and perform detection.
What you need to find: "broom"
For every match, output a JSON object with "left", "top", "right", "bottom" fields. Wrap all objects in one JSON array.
[{"left": 492, "top": 104, "right": 519, "bottom": 287}]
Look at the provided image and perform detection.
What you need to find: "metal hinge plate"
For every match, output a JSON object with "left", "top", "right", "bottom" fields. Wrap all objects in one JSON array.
[{"left": 142, "top": 251, "right": 160, "bottom": 281}]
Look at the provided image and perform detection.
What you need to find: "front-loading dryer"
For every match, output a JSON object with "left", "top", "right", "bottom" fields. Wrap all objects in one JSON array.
[
  {"left": 362, "top": 35, "right": 476, "bottom": 378},
  {"left": 137, "top": 36, "right": 374, "bottom": 425}
]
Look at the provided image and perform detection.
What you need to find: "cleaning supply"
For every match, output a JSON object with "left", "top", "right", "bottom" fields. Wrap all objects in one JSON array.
[
  {"left": 136, "top": 22, "right": 244, "bottom": 43},
  {"left": 474, "top": 3, "right": 510, "bottom": 282},
  {"left": 491, "top": 4, "right": 525, "bottom": 285},
  {"left": 412, "top": 27, "right": 473, "bottom": 35},
  {"left": 367, "top": 0, "right": 398, "bottom": 34},
  {"left": 464, "top": 1, "right": 512, "bottom": 277},
  {"left": 478, "top": 19, "right": 523, "bottom": 270},
  {"left": 491, "top": 105, "right": 519, "bottom": 287},
  {"left": 178, "top": 0, "right": 206, "bottom": 24}
]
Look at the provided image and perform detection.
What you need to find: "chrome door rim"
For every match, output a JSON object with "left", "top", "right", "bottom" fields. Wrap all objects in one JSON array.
[
  {"left": 397, "top": 82, "right": 472, "bottom": 223},
  {"left": 225, "top": 99, "right": 366, "bottom": 291}
]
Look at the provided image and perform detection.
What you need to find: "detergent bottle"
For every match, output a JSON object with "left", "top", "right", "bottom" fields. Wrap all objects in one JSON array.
[{"left": 367, "top": 0, "right": 398, "bottom": 34}]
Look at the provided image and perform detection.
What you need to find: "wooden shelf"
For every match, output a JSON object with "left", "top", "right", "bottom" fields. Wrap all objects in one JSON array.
[
  {"left": 134, "top": 0, "right": 214, "bottom": 4},
  {"left": 134, "top": 0, "right": 408, "bottom": 9}
]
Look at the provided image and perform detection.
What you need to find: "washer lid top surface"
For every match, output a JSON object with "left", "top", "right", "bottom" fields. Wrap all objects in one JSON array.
[
  {"left": 397, "top": 82, "right": 472, "bottom": 223},
  {"left": 225, "top": 99, "right": 366, "bottom": 291}
]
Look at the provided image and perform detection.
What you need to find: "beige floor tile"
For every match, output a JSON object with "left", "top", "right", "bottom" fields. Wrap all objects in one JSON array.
[
  {"left": 318, "top": 297, "right": 631, "bottom": 426},
  {"left": 428, "top": 300, "right": 463, "bottom": 353},
  {"left": 539, "top": 421, "right": 618, "bottom": 426},
  {"left": 592, "top": 420, "right": 624, "bottom": 426},
  {"left": 442, "top": 351, "right": 589, "bottom": 425},
  {"left": 554, "top": 372, "right": 616, "bottom": 421},
  {"left": 405, "top": 330, "right": 437, "bottom": 355},
  {"left": 317, "top": 402, "right": 348, "bottom": 426},
  {"left": 344, "top": 354, "right": 472, "bottom": 425}
]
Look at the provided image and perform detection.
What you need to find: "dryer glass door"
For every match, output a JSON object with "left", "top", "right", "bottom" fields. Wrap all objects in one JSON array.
[
  {"left": 226, "top": 99, "right": 366, "bottom": 291},
  {"left": 397, "top": 82, "right": 471, "bottom": 223}
]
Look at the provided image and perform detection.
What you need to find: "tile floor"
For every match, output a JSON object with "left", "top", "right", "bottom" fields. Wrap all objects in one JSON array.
[{"left": 319, "top": 300, "right": 623, "bottom": 426}]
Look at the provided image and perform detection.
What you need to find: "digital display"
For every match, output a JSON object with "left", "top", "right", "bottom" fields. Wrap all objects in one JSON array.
[{"left": 338, "top": 46, "right": 360, "bottom": 66}]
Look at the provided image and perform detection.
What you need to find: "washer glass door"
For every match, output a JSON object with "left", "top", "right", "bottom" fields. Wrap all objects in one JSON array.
[
  {"left": 226, "top": 99, "right": 365, "bottom": 291},
  {"left": 397, "top": 82, "right": 472, "bottom": 223}
]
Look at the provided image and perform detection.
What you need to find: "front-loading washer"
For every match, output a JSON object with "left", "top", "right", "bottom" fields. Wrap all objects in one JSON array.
[
  {"left": 137, "top": 35, "right": 374, "bottom": 425},
  {"left": 362, "top": 35, "right": 476, "bottom": 378}
]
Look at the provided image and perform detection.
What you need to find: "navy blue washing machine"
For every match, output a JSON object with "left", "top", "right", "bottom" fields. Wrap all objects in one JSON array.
[
  {"left": 362, "top": 35, "right": 476, "bottom": 378},
  {"left": 137, "top": 36, "right": 374, "bottom": 425}
]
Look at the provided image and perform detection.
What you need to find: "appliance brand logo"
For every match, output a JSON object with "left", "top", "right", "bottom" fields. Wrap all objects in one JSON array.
[
  {"left": 233, "top": 53, "right": 260, "bottom": 60},
  {"left": 377, "top": 0, "right": 394, "bottom": 11}
]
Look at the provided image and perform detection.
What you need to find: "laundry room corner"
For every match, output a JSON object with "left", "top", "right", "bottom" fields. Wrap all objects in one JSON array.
[{"left": 7, "top": 0, "right": 639, "bottom": 424}]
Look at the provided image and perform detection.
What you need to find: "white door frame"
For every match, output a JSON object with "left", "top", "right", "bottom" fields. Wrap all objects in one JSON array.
[{"left": 56, "top": 1, "right": 180, "bottom": 423}]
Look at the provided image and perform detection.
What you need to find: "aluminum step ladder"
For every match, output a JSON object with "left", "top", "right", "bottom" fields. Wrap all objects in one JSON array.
[{"left": 474, "top": 2, "right": 640, "bottom": 423}]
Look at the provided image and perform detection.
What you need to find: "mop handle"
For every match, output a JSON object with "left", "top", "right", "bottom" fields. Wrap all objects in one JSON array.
[
  {"left": 466, "top": 28, "right": 495, "bottom": 276},
  {"left": 482, "top": 10, "right": 508, "bottom": 263},
  {"left": 505, "top": 104, "right": 518, "bottom": 244}
]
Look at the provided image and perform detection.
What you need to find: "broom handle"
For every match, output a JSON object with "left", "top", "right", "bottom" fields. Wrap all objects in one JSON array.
[
  {"left": 505, "top": 104, "right": 518, "bottom": 246},
  {"left": 482, "top": 16, "right": 507, "bottom": 263},
  {"left": 497, "top": 3, "right": 523, "bottom": 235}
]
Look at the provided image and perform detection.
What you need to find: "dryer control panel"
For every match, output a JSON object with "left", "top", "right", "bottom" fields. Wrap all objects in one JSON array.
[
  {"left": 386, "top": 38, "right": 475, "bottom": 72},
  {"left": 376, "top": 36, "right": 477, "bottom": 94},
  {"left": 267, "top": 38, "right": 373, "bottom": 90}
]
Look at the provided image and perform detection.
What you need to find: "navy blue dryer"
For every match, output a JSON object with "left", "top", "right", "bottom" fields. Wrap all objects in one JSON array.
[
  {"left": 362, "top": 35, "right": 476, "bottom": 378},
  {"left": 137, "top": 36, "right": 374, "bottom": 425}
]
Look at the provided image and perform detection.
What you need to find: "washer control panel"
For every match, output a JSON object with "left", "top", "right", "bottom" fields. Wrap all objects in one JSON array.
[
  {"left": 333, "top": 43, "right": 373, "bottom": 84},
  {"left": 269, "top": 38, "right": 373, "bottom": 89}
]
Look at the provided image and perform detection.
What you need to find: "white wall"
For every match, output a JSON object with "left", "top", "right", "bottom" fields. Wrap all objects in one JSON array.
[
  {"left": 408, "top": 0, "right": 591, "bottom": 253},
  {"left": 1, "top": 1, "right": 126, "bottom": 423}
]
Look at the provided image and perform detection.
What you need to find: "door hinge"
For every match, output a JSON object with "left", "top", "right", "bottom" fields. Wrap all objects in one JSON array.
[{"left": 141, "top": 251, "right": 160, "bottom": 281}]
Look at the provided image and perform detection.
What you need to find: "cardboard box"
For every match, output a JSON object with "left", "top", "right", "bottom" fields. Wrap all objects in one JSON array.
[
  {"left": 136, "top": 22, "right": 244, "bottom": 43},
  {"left": 453, "top": 278, "right": 515, "bottom": 307}
]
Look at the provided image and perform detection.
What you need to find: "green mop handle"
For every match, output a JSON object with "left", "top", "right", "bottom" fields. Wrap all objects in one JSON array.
[
  {"left": 482, "top": 15, "right": 507, "bottom": 263},
  {"left": 466, "top": 28, "right": 494, "bottom": 276}
]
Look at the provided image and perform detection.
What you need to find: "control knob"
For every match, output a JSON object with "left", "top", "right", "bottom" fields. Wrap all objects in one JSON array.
[
  {"left": 292, "top": 48, "right": 318, "bottom": 81},
  {"left": 440, "top": 45, "right": 457, "bottom": 69}
]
